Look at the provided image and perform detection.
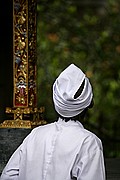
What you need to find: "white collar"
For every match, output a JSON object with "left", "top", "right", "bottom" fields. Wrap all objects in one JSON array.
[{"left": 56, "top": 117, "right": 84, "bottom": 129}]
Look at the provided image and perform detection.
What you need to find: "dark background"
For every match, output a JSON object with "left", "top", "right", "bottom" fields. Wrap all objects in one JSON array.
[{"left": 0, "top": 0, "right": 13, "bottom": 122}]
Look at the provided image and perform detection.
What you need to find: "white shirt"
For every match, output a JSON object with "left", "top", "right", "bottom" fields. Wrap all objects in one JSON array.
[{"left": 0, "top": 118, "right": 106, "bottom": 180}]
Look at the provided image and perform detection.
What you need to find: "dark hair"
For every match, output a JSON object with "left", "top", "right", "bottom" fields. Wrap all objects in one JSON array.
[{"left": 74, "top": 79, "right": 85, "bottom": 99}]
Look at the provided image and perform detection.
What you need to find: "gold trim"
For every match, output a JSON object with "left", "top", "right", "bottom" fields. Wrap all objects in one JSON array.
[
  {"left": 0, "top": 120, "right": 47, "bottom": 129},
  {"left": 0, "top": 120, "right": 32, "bottom": 129},
  {"left": 0, "top": 107, "right": 46, "bottom": 128},
  {"left": 0, "top": 0, "right": 46, "bottom": 129}
]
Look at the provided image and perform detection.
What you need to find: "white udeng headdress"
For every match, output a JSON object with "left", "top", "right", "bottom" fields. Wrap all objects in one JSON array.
[{"left": 53, "top": 64, "right": 93, "bottom": 117}]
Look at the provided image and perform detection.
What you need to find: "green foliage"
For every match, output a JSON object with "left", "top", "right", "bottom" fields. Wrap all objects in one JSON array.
[{"left": 37, "top": 0, "right": 120, "bottom": 157}]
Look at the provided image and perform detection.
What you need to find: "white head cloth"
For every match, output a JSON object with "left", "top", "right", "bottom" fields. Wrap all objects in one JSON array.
[{"left": 53, "top": 64, "right": 93, "bottom": 117}]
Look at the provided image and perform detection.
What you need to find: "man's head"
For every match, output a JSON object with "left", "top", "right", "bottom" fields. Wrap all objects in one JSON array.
[{"left": 53, "top": 64, "right": 93, "bottom": 119}]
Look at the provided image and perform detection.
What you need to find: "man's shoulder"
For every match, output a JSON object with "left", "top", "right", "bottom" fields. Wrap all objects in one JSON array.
[
  {"left": 22, "top": 122, "right": 56, "bottom": 144},
  {"left": 82, "top": 128, "right": 103, "bottom": 150},
  {"left": 31, "top": 121, "right": 56, "bottom": 134}
]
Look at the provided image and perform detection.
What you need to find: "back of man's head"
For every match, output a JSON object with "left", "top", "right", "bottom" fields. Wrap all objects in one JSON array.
[{"left": 53, "top": 64, "right": 93, "bottom": 119}]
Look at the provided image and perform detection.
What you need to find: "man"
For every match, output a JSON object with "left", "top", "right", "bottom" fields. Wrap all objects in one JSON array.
[{"left": 0, "top": 64, "right": 106, "bottom": 180}]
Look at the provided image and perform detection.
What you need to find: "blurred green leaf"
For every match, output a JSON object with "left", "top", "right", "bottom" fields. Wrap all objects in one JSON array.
[{"left": 36, "top": 0, "right": 120, "bottom": 158}]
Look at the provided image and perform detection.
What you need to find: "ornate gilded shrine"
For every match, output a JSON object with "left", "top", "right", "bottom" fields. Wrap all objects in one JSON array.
[{"left": 0, "top": 0, "right": 46, "bottom": 128}]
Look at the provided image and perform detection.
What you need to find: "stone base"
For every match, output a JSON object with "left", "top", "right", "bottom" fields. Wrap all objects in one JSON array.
[{"left": 0, "top": 128, "right": 31, "bottom": 173}]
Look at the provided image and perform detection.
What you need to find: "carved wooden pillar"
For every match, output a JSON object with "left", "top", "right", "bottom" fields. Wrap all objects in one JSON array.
[{"left": 0, "top": 0, "right": 46, "bottom": 128}]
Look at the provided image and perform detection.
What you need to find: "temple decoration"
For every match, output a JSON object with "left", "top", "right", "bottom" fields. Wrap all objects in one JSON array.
[{"left": 0, "top": 0, "right": 46, "bottom": 128}]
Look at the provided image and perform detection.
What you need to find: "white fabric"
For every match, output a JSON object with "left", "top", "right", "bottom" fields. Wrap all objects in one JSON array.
[
  {"left": 0, "top": 118, "right": 106, "bottom": 180},
  {"left": 53, "top": 64, "right": 93, "bottom": 117}
]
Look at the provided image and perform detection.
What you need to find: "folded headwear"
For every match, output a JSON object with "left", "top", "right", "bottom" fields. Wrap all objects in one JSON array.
[{"left": 53, "top": 64, "right": 93, "bottom": 117}]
